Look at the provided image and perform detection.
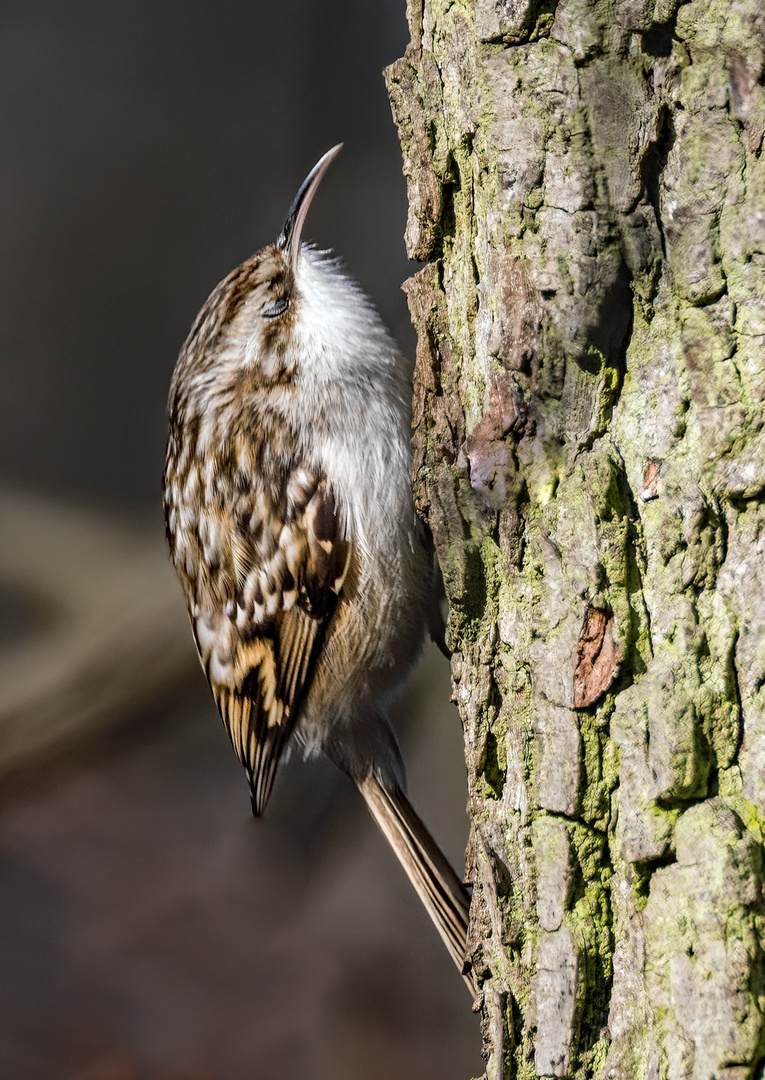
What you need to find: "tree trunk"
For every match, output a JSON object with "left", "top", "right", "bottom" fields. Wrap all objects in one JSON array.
[{"left": 386, "top": 2, "right": 765, "bottom": 1077}]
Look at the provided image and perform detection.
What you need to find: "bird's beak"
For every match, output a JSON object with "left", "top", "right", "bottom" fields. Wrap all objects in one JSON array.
[{"left": 277, "top": 143, "right": 343, "bottom": 272}]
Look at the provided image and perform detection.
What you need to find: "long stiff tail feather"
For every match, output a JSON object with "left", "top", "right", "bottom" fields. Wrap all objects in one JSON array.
[{"left": 358, "top": 773, "right": 475, "bottom": 998}]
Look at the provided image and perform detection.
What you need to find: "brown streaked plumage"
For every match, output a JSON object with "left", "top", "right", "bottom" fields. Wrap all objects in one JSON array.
[{"left": 163, "top": 145, "right": 473, "bottom": 994}]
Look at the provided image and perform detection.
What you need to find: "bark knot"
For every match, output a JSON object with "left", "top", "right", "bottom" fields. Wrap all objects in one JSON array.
[
  {"left": 466, "top": 374, "right": 528, "bottom": 511},
  {"left": 574, "top": 607, "right": 621, "bottom": 709}
]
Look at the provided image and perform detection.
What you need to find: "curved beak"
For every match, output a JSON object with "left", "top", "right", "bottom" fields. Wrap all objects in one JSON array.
[{"left": 277, "top": 143, "right": 343, "bottom": 272}]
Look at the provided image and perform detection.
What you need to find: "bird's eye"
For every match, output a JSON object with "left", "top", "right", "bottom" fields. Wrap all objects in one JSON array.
[{"left": 263, "top": 296, "right": 289, "bottom": 319}]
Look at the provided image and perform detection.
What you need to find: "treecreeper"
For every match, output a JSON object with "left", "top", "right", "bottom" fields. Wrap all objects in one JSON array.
[{"left": 163, "top": 145, "right": 473, "bottom": 994}]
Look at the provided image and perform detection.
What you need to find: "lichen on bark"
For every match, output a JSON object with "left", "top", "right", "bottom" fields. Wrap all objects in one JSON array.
[{"left": 387, "top": 1, "right": 765, "bottom": 1077}]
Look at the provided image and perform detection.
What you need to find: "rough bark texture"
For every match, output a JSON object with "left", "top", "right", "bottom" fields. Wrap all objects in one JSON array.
[{"left": 386, "top": 2, "right": 765, "bottom": 1077}]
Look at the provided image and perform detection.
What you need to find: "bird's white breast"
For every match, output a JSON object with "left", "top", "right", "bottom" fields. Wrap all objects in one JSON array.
[{"left": 289, "top": 248, "right": 416, "bottom": 568}]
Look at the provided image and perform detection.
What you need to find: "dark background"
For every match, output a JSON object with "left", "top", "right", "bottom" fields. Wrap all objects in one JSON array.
[
  {"left": 0, "top": 3, "right": 480, "bottom": 1078},
  {"left": 0, "top": 0, "right": 417, "bottom": 514}
]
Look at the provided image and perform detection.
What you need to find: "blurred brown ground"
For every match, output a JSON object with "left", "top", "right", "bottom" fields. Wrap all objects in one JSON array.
[
  {"left": 1, "top": 624, "right": 480, "bottom": 1080},
  {"left": 0, "top": 2, "right": 481, "bottom": 1076}
]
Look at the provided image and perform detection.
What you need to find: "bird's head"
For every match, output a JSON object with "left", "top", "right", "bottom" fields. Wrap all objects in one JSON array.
[{"left": 173, "top": 144, "right": 344, "bottom": 395}]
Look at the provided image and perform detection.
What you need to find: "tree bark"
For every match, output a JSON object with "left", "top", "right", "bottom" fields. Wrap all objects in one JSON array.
[{"left": 386, "top": 2, "right": 765, "bottom": 1077}]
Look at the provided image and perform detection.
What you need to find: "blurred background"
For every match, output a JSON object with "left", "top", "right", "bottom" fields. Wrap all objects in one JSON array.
[{"left": 0, "top": 2, "right": 481, "bottom": 1078}]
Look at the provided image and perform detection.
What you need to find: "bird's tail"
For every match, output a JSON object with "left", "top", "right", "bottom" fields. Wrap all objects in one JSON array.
[{"left": 358, "top": 772, "right": 475, "bottom": 998}]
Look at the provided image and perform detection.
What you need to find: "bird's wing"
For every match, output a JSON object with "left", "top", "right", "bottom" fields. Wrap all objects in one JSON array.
[{"left": 191, "top": 471, "right": 349, "bottom": 814}]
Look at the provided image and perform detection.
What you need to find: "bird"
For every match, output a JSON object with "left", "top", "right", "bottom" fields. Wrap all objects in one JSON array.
[{"left": 163, "top": 144, "right": 472, "bottom": 992}]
